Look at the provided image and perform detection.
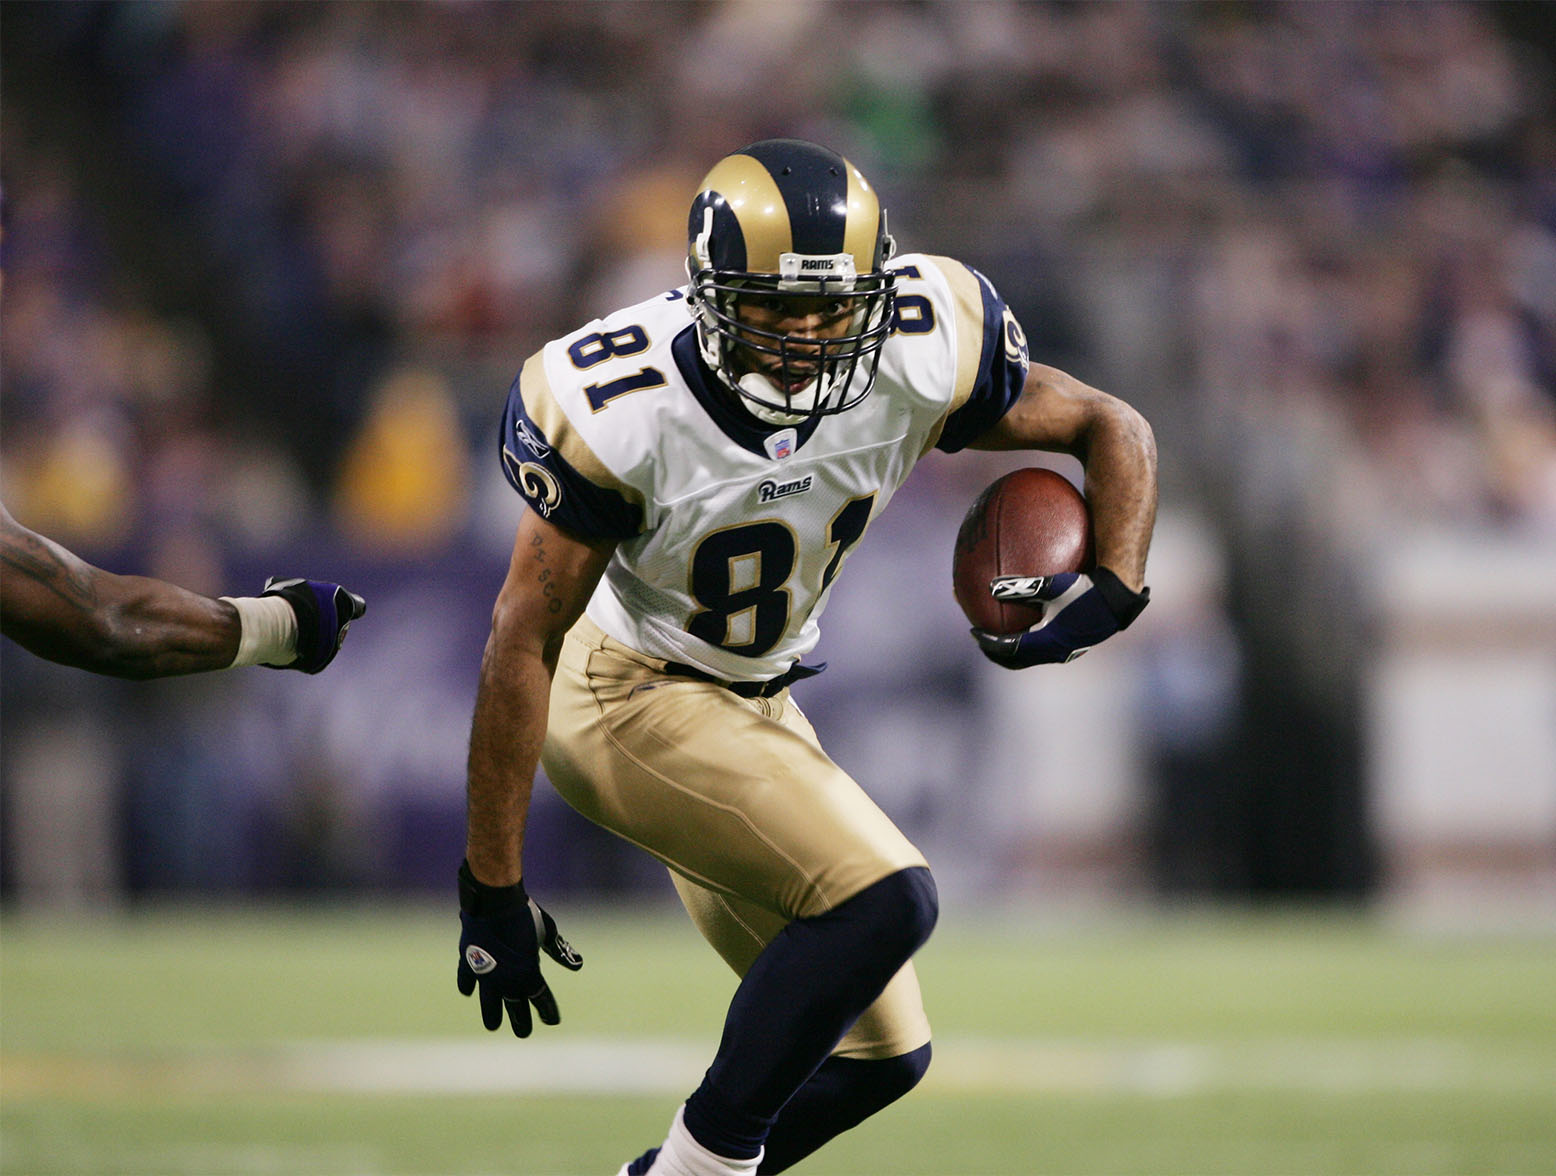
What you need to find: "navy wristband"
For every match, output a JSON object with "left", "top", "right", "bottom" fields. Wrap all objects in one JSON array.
[
  {"left": 1091, "top": 566, "right": 1150, "bottom": 629},
  {"left": 458, "top": 859, "right": 527, "bottom": 916}
]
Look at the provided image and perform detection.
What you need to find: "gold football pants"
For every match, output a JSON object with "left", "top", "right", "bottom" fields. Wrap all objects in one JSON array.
[{"left": 542, "top": 616, "right": 932, "bottom": 1058}]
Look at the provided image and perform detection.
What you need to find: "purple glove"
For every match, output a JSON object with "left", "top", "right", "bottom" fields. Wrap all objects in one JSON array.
[
  {"left": 260, "top": 577, "right": 367, "bottom": 673},
  {"left": 973, "top": 566, "right": 1148, "bottom": 669}
]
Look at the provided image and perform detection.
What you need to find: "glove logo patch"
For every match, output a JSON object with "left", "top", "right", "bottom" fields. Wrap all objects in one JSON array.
[
  {"left": 991, "top": 575, "right": 1050, "bottom": 601},
  {"left": 553, "top": 935, "right": 583, "bottom": 969},
  {"left": 464, "top": 944, "right": 498, "bottom": 975}
]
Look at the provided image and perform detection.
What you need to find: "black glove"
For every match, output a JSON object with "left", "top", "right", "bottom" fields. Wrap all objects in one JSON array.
[
  {"left": 973, "top": 566, "right": 1149, "bottom": 669},
  {"left": 457, "top": 859, "right": 582, "bottom": 1038},
  {"left": 260, "top": 577, "right": 367, "bottom": 673}
]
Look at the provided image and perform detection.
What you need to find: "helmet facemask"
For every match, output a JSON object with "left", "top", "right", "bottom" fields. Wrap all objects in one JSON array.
[
  {"left": 689, "top": 240, "right": 897, "bottom": 426},
  {"left": 684, "top": 139, "right": 898, "bottom": 427}
]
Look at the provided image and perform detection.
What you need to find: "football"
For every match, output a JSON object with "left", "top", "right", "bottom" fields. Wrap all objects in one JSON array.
[{"left": 952, "top": 467, "right": 1094, "bottom": 635}]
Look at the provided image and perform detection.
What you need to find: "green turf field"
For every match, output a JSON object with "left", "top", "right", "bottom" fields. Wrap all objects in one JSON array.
[{"left": 3, "top": 901, "right": 1553, "bottom": 1175}]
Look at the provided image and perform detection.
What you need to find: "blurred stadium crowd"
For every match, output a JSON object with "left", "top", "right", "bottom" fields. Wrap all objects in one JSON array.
[{"left": 3, "top": 1, "right": 1553, "bottom": 906}]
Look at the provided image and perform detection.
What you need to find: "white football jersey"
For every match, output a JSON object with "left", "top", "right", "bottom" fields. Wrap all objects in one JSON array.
[{"left": 499, "top": 253, "right": 1030, "bottom": 681}]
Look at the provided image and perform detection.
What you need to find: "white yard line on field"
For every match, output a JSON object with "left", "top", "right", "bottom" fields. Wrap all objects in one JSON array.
[{"left": 6, "top": 1036, "right": 1553, "bottom": 1099}]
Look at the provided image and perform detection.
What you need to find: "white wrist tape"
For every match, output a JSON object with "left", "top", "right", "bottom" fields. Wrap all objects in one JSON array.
[{"left": 221, "top": 594, "right": 299, "bottom": 667}]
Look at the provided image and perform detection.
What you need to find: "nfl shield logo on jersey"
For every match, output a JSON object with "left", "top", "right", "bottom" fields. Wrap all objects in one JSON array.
[{"left": 765, "top": 428, "right": 797, "bottom": 461}]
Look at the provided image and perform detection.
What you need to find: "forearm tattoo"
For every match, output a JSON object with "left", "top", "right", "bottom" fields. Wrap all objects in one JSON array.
[
  {"left": 526, "top": 527, "right": 566, "bottom": 616},
  {"left": 1, "top": 522, "right": 100, "bottom": 617}
]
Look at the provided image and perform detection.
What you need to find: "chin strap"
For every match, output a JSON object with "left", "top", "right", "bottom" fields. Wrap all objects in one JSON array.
[{"left": 738, "top": 371, "right": 815, "bottom": 426}]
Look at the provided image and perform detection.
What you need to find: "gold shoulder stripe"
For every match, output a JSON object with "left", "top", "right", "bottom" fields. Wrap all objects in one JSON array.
[
  {"left": 700, "top": 154, "right": 791, "bottom": 272},
  {"left": 520, "top": 350, "right": 645, "bottom": 512},
  {"left": 926, "top": 255, "right": 987, "bottom": 413},
  {"left": 918, "top": 255, "right": 992, "bottom": 455}
]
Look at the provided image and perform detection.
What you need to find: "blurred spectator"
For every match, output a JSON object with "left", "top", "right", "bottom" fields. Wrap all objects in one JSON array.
[
  {"left": 333, "top": 364, "right": 471, "bottom": 555},
  {"left": 4, "top": 0, "right": 1553, "bottom": 901}
]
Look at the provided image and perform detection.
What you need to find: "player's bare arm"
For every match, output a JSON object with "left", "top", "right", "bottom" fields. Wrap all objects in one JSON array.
[
  {"left": 1, "top": 501, "right": 241, "bottom": 676},
  {"left": 966, "top": 363, "right": 1158, "bottom": 590},
  {"left": 1, "top": 502, "right": 365, "bottom": 678},
  {"left": 458, "top": 505, "right": 602, "bottom": 1036},
  {"left": 464, "top": 506, "right": 615, "bottom": 888}
]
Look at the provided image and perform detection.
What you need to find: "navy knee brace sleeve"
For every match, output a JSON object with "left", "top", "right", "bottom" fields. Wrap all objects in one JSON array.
[
  {"left": 685, "top": 866, "right": 939, "bottom": 1159},
  {"left": 758, "top": 1044, "right": 933, "bottom": 1173}
]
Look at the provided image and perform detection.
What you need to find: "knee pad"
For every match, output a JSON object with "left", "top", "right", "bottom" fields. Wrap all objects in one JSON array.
[
  {"left": 858, "top": 865, "right": 938, "bottom": 960},
  {"left": 868, "top": 1040, "right": 932, "bottom": 1101}
]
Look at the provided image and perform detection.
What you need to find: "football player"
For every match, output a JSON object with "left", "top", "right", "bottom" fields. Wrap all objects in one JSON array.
[
  {"left": 1, "top": 501, "right": 365, "bottom": 677},
  {"left": 457, "top": 139, "right": 1157, "bottom": 1175}
]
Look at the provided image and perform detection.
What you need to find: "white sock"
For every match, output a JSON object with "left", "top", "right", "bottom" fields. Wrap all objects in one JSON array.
[
  {"left": 220, "top": 594, "right": 298, "bottom": 667},
  {"left": 644, "top": 1105, "right": 763, "bottom": 1176}
]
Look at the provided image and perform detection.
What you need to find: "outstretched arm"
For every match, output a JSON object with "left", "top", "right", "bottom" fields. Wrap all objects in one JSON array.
[
  {"left": 966, "top": 363, "right": 1157, "bottom": 590},
  {"left": 1, "top": 502, "right": 240, "bottom": 677},
  {"left": 0, "top": 502, "right": 366, "bottom": 678}
]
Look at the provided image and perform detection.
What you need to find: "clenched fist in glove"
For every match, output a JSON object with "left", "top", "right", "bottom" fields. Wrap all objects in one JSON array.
[
  {"left": 973, "top": 566, "right": 1148, "bottom": 669},
  {"left": 259, "top": 577, "right": 367, "bottom": 673},
  {"left": 457, "top": 859, "right": 583, "bottom": 1038}
]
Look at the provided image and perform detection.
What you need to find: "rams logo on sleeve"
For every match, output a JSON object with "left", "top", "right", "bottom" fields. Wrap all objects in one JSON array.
[
  {"left": 498, "top": 357, "right": 646, "bottom": 539},
  {"left": 1002, "top": 306, "right": 1029, "bottom": 369},
  {"left": 518, "top": 460, "right": 562, "bottom": 516},
  {"left": 502, "top": 446, "right": 564, "bottom": 518}
]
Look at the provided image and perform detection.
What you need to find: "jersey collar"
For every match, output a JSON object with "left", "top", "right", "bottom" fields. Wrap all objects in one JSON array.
[{"left": 672, "top": 326, "right": 822, "bottom": 460}]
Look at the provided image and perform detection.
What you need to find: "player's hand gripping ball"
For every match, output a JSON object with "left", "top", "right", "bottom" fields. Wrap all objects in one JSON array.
[
  {"left": 952, "top": 468, "right": 1093, "bottom": 635},
  {"left": 952, "top": 467, "right": 1147, "bottom": 668}
]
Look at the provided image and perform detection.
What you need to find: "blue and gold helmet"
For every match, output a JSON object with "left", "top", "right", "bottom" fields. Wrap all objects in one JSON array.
[{"left": 686, "top": 139, "right": 897, "bottom": 424}]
